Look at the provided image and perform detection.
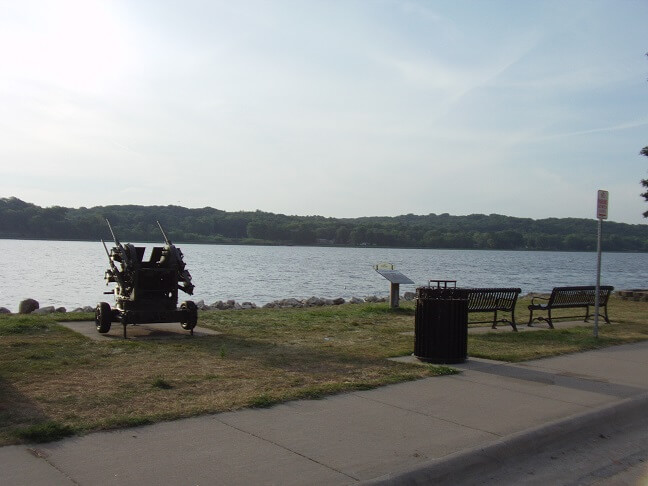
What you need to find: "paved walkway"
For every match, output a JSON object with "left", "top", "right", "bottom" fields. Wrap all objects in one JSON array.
[{"left": 2, "top": 338, "right": 648, "bottom": 485}]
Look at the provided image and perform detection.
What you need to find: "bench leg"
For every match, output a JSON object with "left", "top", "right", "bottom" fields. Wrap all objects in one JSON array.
[
  {"left": 547, "top": 309, "right": 554, "bottom": 329},
  {"left": 584, "top": 305, "right": 590, "bottom": 322},
  {"left": 510, "top": 308, "right": 518, "bottom": 332},
  {"left": 491, "top": 310, "right": 498, "bottom": 329},
  {"left": 527, "top": 308, "right": 534, "bottom": 327},
  {"left": 604, "top": 305, "right": 611, "bottom": 324}
]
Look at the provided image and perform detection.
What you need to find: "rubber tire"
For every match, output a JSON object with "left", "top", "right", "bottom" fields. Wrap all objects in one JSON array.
[
  {"left": 180, "top": 301, "right": 198, "bottom": 330},
  {"left": 95, "top": 302, "right": 112, "bottom": 333}
]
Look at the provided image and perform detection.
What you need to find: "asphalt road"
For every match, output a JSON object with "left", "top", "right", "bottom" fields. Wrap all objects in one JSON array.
[{"left": 453, "top": 412, "right": 648, "bottom": 486}]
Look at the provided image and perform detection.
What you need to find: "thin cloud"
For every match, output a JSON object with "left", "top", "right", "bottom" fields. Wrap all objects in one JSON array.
[{"left": 537, "top": 117, "right": 648, "bottom": 141}]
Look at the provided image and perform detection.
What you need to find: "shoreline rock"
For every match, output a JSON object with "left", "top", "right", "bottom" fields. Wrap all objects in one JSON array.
[
  {"left": 4, "top": 292, "right": 435, "bottom": 315},
  {"left": 2, "top": 289, "right": 641, "bottom": 316},
  {"left": 19, "top": 298, "right": 39, "bottom": 314},
  {"left": 33, "top": 306, "right": 56, "bottom": 314}
]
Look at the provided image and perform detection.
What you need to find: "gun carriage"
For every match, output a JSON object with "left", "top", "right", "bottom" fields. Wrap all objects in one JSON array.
[{"left": 96, "top": 220, "right": 197, "bottom": 338}]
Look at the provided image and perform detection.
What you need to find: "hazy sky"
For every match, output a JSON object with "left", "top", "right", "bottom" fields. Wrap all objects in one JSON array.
[{"left": 1, "top": 0, "right": 647, "bottom": 224}]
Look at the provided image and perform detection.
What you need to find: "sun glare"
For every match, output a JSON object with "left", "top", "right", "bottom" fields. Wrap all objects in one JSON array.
[{"left": 1, "top": 0, "right": 133, "bottom": 94}]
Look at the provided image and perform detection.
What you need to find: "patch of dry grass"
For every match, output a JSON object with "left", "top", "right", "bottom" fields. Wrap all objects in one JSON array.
[
  {"left": 0, "top": 304, "right": 441, "bottom": 445},
  {"left": 0, "top": 296, "right": 645, "bottom": 444}
]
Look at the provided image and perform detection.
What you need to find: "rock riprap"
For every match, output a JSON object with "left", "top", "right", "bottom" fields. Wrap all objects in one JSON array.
[{"left": 18, "top": 298, "right": 39, "bottom": 314}]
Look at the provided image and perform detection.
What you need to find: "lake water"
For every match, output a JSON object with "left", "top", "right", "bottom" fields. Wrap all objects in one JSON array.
[{"left": 0, "top": 239, "right": 646, "bottom": 312}]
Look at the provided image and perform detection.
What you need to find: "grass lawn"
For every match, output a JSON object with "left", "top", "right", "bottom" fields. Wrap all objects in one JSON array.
[
  {"left": 0, "top": 296, "right": 646, "bottom": 445},
  {"left": 468, "top": 294, "right": 648, "bottom": 361}
]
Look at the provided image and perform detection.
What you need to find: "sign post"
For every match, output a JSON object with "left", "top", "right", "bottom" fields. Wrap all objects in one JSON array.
[
  {"left": 594, "top": 190, "right": 608, "bottom": 338},
  {"left": 373, "top": 263, "right": 414, "bottom": 308}
]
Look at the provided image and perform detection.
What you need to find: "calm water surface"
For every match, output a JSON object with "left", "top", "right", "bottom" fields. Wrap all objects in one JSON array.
[{"left": 0, "top": 240, "right": 646, "bottom": 312}]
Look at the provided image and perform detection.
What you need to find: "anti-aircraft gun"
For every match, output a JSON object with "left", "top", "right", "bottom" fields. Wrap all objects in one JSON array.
[{"left": 96, "top": 219, "right": 197, "bottom": 338}]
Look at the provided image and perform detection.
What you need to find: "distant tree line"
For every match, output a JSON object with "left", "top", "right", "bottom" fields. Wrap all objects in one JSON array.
[{"left": 1, "top": 197, "right": 647, "bottom": 252}]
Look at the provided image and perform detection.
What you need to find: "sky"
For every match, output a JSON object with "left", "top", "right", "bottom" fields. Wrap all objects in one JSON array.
[{"left": 1, "top": 0, "right": 647, "bottom": 224}]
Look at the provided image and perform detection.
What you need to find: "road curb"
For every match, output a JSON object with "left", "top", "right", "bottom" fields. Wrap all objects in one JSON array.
[{"left": 363, "top": 391, "right": 648, "bottom": 485}]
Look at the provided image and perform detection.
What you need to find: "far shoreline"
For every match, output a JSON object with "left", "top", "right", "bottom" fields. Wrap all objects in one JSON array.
[{"left": 0, "top": 237, "right": 646, "bottom": 254}]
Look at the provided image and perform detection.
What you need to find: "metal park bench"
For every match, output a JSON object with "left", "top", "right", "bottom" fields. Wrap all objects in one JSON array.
[
  {"left": 527, "top": 285, "right": 614, "bottom": 329},
  {"left": 466, "top": 288, "right": 522, "bottom": 331}
]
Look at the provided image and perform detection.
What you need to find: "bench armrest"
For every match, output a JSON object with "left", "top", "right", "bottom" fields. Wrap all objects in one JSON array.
[{"left": 531, "top": 296, "right": 549, "bottom": 306}]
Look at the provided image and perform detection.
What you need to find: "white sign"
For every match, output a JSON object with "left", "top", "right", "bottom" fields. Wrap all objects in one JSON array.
[
  {"left": 597, "top": 190, "right": 609, "bottom": 220},
  {"left": 374, "top": 262, "right": 394, "bottom": 271}
]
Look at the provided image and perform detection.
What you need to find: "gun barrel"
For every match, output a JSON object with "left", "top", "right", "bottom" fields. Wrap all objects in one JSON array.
[
  {"left": 102, "top": 239, "right": 111, "bottom": 258},
  {"left": 106, "top": 218, "right": 120, "bottom": 246},
  {"left": 157, "top": 220, "right": 171, "bottom": 245}
]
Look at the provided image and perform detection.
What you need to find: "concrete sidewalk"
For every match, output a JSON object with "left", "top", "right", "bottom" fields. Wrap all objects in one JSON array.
[{"left": 2, "top": 341, "right": 648, "bottom": 485}]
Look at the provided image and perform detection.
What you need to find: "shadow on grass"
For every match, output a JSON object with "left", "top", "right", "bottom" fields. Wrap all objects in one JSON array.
[
  {"left": 356, "top": 304, "right": 415, "bottom": 316},
  {"left": 175, "top": 332, "right": 412, "bottom": 372},
  {"left": 0, "top": 376, "right": 75, "bottom": 444},
  {"left": 173, "top": 332, "right": 440, "bottom": 408},
  {"left": 0, "top": 310, "right": 440, "bottom": 443}
]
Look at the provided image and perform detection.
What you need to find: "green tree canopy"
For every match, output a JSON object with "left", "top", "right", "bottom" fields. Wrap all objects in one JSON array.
[{"left": 1, "top": 197, "right": 647, "bottom": 252}]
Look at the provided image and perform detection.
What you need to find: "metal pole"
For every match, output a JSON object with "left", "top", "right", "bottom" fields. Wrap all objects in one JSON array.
[{"left": 594, "top": 218, "right": 602, "bottom": 338}]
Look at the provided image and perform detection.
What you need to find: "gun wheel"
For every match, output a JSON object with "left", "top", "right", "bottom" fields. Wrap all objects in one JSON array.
[
  {"left": 95, "top": 302, "right": 112, "bottom": 333},
  {"left": 180, "top": 301, "right": 198, "bottom": 330}
]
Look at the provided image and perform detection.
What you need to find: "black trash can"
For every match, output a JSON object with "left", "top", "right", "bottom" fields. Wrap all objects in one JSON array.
[{"left": 414, "top": 285, "right": 468, "bottom": 364}]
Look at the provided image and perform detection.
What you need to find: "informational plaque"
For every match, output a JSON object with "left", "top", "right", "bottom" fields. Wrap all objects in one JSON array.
[
  {"left": 373, "top": 263, "right": 414, "bottom": 308},
  {"left": 374, "top": 262, "right": 414, "bottom": 284}
]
